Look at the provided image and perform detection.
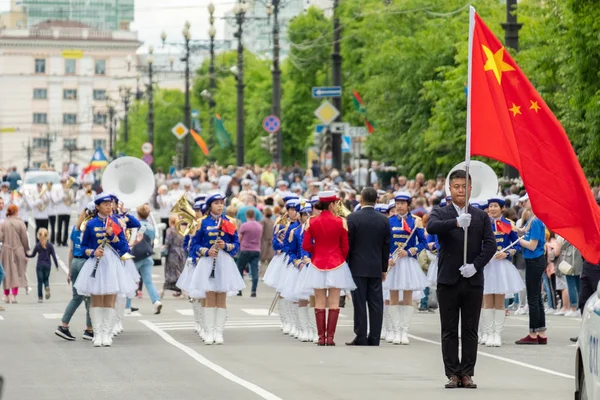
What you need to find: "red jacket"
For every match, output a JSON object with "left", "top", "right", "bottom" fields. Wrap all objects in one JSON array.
[{"left": 302, "top": 210, "right": 349, "bottom": 271}]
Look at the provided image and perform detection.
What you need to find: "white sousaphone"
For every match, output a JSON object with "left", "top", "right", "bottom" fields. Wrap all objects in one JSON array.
[
  {"left": 445, "top": 160, "right": 499, "bottom": 204},
  {"left": 101, "top": 156, "right": 155, "bottom": 209}
]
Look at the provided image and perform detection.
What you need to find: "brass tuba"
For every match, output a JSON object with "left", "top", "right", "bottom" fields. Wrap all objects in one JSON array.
[
  {"left": 37, "top": 184, "right": 49, "bottom": 211},
  {"left": 334, "top": 200, "right": 352, "bottom": 218},
  {"left": 171, "top": 194, "right": 200, "bottom": 236},
  {"left": 63, "top": 176, "right": 76, "bottom": 206}
]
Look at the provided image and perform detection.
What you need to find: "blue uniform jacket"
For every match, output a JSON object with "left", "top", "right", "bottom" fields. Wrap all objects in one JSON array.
[
  {"left": 389, "top": 214, "right": 426, "bottom": 259},
  {"left": 492, "top": 217, "right": 520, "bottom": 261},
  {"left": 427, "top": 233, "right": 439, "bottom": 252},
  {"left": 272, "top": 222, "right": 288, "bottom": 253},
  {"left": 81, "top": 215, "right": 129, "bottom": 259},
  {"left": 190, "top": 216, "right": 240, "bottom": 258},
  {"left": 281, "top": 220, "right": 300, "bottom": 259},
  {"left": 288, "top": 223, "right": 311, "bottom": 267}
]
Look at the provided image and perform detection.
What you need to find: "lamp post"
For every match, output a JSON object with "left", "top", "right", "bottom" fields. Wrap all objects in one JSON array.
[
  {"left": 265, "top": 0, "right": 283, "bottom": 166},
  {"left": 208, "top": 2, "right": 217, "bottom": 155},
  {"left": 182, "top": 21, "right": 192, "bottom": 167},
  {"left": 147, "top": 45, "right": 155, "bottom": 171},
  {"left": 107, "top": 97, "right": 115, "bottom": 159},
  {"left": 331, "top": 0, "right": 343, "bottom": 171},
  {"left": 233, "top": 0, "right": 250, "bottom": 167},
  {"left": 119, "top": 85, "right": 131, "bottom": 145}
]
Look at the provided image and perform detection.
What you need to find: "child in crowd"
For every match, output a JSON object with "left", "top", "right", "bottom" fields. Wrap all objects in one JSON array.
[{"left": 27, "top": 228, "right": 59, "bottom": 303}]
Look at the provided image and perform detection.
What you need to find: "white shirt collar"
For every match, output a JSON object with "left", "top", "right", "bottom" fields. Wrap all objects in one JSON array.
[{"left": 453, "top": 203, "right": 467, "bottom": 215}]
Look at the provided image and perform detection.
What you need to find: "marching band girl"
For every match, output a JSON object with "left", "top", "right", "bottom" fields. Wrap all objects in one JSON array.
[
  {"left": 480, "top": 197, "right": 524, "bottom": 347},
  {"left": 74, "top": 193, "right": 137, "bottom": 348},
  {"left": 374, "top": 203, "right": 393, "bottom": 342},
  {"left": 302, "top": 191, "right": 356, "bottom": 346},
  {"left": 383, "top": 191, "right": 428, "bottom": 345},
  {"left": 188, "top": 193, "right": 245, "bottom": 345}
]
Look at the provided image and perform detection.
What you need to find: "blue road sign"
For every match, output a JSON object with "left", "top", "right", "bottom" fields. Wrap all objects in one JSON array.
[
  {"left": 315, "top": 124, "right": 327, "bottom": 134},
  {"left": 263, "top": 115, "right": 281, "bottom": 133},
  {"left": 312, "top": 86, "right": 342, "bottom": 98},
  {"left": 342, "top": 135, "right": 351, "bottom": 153}
]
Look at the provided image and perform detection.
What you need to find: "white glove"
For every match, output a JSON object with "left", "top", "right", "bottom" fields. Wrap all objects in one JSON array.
[
  {"left": 459, "top": 263, "right": 477, "bottom": 278},
  {"left": 456, "top": 213, "right": 472, "bottom": 229}
]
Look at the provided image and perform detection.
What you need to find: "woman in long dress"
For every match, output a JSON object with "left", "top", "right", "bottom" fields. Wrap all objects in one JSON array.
[
  {"left": 163, "top": 214, "right": 186, "bottom": 297},
  {"left": 480, "top": 197, "right": 524, "bottom": 347},
  {"left": 188, "top": 193, "right": 245, "bottom": 345},
  {"left": 0, "top": 204, "right": 29, "bottom": 304},
  {"left": 301, "top": 191, "right": 356, "bottom": 346}
]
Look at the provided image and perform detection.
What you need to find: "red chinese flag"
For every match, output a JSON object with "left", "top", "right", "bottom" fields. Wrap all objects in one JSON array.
[
  {"left": 221, "top": 219, "right": 237, "bottom": 236},
  {"left": 402, "top": 218, "right": 412, "bottom": 234},
  {"left": 106, "top": 217, "right": 122, "bottom": 236},
  {"left": 496, "top": 220, "right": 512, "bottom": 235},
  {"left": 469, "top": 10, "right": 600, "bottom": 263}
]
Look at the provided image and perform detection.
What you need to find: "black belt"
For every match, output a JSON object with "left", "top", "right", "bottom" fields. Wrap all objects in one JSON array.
[{"left": 73, "top": 256, "right": 86, "bottom": 259}]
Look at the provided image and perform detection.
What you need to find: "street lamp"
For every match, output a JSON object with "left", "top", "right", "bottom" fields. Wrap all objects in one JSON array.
[
  {"left": 107, "top": 96, "right": 115, "bottom": 159},
  {"left": 147, "top": 46, "right": 155, "bottom": 171},
  {"left": 119, "top": 85, "right": 132, "bottom": 145},
  {"left": 233, "top": 0, "right": 249, "bottom": 166}
]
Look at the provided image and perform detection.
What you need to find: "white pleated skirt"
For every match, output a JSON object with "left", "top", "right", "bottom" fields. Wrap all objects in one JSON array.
[
  {"left": 124, "top": 259, "right": 141, "bottom": 283},
  {"left": 427, "top": 258, "right": 438, "bottom": 286},
  {"left": 280, "top": 264, "right": 301, "bottom": 300},
  {"left": 177, "top": 258, "right": 206, "bottom": 299},
  {"left": 74, "top": 250, "right": 138, "bottom": 296},
  {"left": 301, "top": 262, "right": 357, "bottom": 292},
  {"left": 188, "top": 252, "right": 246, "bottom": 294},
  {"left": 263, "top": 253, "right": 288, "bottom": 289},
  {"left": 483, "top": 258, "right": 525, "bottom": 295},
  {"left": 293, "top": 265, "right": 313, "bottom": 301},
  {"left": 384, "top": 257, "right": 429, "bottom": 291}
]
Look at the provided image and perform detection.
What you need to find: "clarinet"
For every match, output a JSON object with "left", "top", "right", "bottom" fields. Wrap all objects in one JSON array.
[
  {"left": 210, "top": 219, "right": 223, "bottom": 279},
  {"left": 90, "top": 217, "right": 110, "bottom": 278}
]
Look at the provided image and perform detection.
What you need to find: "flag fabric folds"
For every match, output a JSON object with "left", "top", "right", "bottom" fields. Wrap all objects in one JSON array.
[
  {"left": 106, "top": 216, "right": 122, "bottom": 236},
  {"left": 496, "top": 220, "right": 512, "bottom": 235},
  {"left": 352, "top": 90, "right": 375, "bottom": 134},
  {"left": 190, "top": 129, "right": 209, "bottom": 156},
  {"left": 402, "top": 218, "right": 412, "bottom": 235},
  {"left": 82, "top": 147, "right": 108, "bottom": 176},
  {"left": 221, "top": 219, "right": 237, "bottom": 236},
  {"left": 214, "top": 114, "right": 233, "bottom": 148},
  {"left": 468, "top": 9, "right": 600, "bottom": 263}
]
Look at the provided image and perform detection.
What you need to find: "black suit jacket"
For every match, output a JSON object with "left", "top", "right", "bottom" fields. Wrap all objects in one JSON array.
[
  {"left": 426, "top": 204, "right": 496, "bottom": 286},
  {"left": 347, "top": 207, "right": 391, "bottom": 278}
]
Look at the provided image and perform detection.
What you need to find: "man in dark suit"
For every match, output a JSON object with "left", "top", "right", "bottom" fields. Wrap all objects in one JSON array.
[
  {"left": 426, "top": 169, "right": 495, "bottom": 389},
  {"left": 345, "top": 187, "right": 391, "bottom": 346}
]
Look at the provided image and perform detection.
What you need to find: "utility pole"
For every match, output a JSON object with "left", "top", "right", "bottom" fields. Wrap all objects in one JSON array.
[
  {"left": 119, "top": 85, "right": 131, "bottom": 145},
  {"left": 501, "top": 0, "right": 522, "bottom": 179},
  {"left": 25, "top": 140, "right": 31, "bottom": 171},
  {"left": 46, "top": 131, "right": 51, "bottom": 165},
  {"left": 208, "top": 3, "right": 217, "bottom": 158},
  {"left": 234, "top": 0, "right": 249, "bottom": 167},
  {"left": 270, "top": 0, "right": 283, "bottom": 166},
  {"left": 331, "top": 0, "right": 343, "bottom": 171},
  {"left": 147, "top": 46, "right": 155, "bottom": 171},
  {"left": 107, "top": 100, "right": 115, "bottom": 159},
  {"left": 183, "top": 21, "right": 192, "bottom": 167}
]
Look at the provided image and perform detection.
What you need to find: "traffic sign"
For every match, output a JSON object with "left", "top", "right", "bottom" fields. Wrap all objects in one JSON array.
[
  {"left": 142, "top": 154, "right": 153, "bottom": 165},
  {"left": 192, "top": 110, "right": 199, "bottom": 119},
  {"left": 341, "top": 136, "right": 351, "bottom": 153},
  {"left": 262, "top": 115, "right": 281, "bottom": 133},
  {"left": 347, "top": 126, "right": 368, "bottom": 137},
  {"left": 171, "top": 122, "right": 189, "bottom": 140},
  {"left": 312, "top": 86, "right": 342, "bottom": 98},
  {"left": 315, "top": 124, "right": 327, "bottom": 134},
  {"left": 331, "top": 122, "right": 349, "bottom": 134},
  {"left": 141, "top": 142, "right": 153, "bottom": 154},
  {"left": 314, "top": 101, "right": 340, "bottom": 125}
]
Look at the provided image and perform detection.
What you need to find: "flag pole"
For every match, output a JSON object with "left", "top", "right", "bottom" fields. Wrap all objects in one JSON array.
[{"left": 463, "top": 6, "right": 476, "bottom": 266}]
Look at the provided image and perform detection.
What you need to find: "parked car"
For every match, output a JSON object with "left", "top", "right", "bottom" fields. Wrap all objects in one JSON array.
[
  {"left": 575, "top": 282, "right": 600, "bottom": 400},
  {"left": 22, "top": 170, "right": 60, "bottom": 193},
  {"left": 148, "top": 212, "right": 166, "bottom": 266}
]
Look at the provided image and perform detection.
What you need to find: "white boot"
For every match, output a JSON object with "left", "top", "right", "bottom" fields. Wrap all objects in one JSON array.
[
  {"left": 298, "top": 307, "right": 309, "bottom": 342},
  {"left": 481, "top": 309, "right": 494, "bottom": 346},
  {"left": 282, "top": 301, "right": 291, "bottom": 335},
  {"left": 204, "top": 307, "right": 216, "bottom": 345},
  {"left": 101, "top": 308, "right": 114, "bottom": 347},
  {"left": 484, "top": 309, "right": 496, "bottom": 347},
  {"left": 308, "top": 306, "right": 318, "bottom": 343},
  {"left": 289, "top": 303, "right": 298, "bottom": 338},
  {"left": 91, "top": 307, "right": 103, "bottom": 347},
  {"left": 391, "top": 306, "right": 402, "bottom": 345},
  {"left": 381, "top": 305, "right": 389, "bottom": 340},
  {"left": 294, "top": 304, "right": 301, "bottom": 339},
  {"left": 400, "top": 305, "right": 413, "bottom": 345},
  {"left": 278, "top": 299, "right": 285, "bottom": 331},
  {"left": 199, "top": 302, "right": 206, "bottom": 340},
  {"left": 117, "top": 299, "right": 125, "bottom": 334},
  {"left": 493, "top": 309, "right": 505, "bottom": 347},
  {"left": 385, "top": 305, "right": 395, "bottom": 343},
  {"left": 192, "top": 301, "right": 200, "bottom": 333},
  {"left": 214, "top": 308, "right": 227, "bottom": 345}
]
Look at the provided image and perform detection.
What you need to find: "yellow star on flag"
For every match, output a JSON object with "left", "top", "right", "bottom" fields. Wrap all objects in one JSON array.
[
  {"left": 530, "top": 100, "right": 541, "bottom": 113},
  {"left": 509, "top": 103, "right": 521, "bottom": 116},
  {"left": 482, "top": 45, "right": 515, "bottom": 85}
]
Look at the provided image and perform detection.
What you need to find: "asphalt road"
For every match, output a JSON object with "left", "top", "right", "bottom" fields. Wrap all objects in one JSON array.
[{"left": 0, "top": 238, "right": 579, "bottom": 400}]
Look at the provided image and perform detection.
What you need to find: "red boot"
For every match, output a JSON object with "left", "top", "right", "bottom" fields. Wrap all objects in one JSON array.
[
  {"left": 326, "top": 309, "right": 340, "bottom": 346},
  {"left": 315, "top": 308, "right": 326, "bottom": 346}
]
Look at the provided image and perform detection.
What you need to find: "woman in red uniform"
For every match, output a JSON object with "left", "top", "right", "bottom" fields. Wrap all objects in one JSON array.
[{"left": 302, "top": 191, "right": 356, "bottom": 346}]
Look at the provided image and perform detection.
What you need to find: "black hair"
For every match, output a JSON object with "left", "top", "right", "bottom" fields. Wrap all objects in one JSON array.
[
  {"left": 264, "top": 197, "right": 274, "bottom": 206},
  {"left": 315, "top": 201, "right": 334, "bottom": 211},
  {"left": 360, "top": 187, "right": 378, "bottom": 205},
  {"left": 448, "top": 169, "right": 472, "bottom": 182}
]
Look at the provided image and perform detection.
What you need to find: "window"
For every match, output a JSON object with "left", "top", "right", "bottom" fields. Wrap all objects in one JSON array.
[
  {"left": 93, "top": 89, "right": 107, "bottom": 101},
  {"left": 93, "top": 113, "right": 107, "bottom": 125},
  {"left": 33, "top": 89, "right": 47, "bottom": 99},
  {"left": 33, "top": 113, "right": 47, "bottom": 124},
  {"left": 93, "top": 139, "right": 106, "bottom": 150},
  {"left": 63, "top": 113, "right": 77, "bottom": 124},
  {"left": 65, "top": 59, "right": 76, "bottom": 75},
  {"left": 63, "top": 89, "right": 77, "bottom": 100},
  {"left": 34, "top": 58, "right": 46, "bottom": 73},
  {"left": 33, "top": 138, "right": 49, "bottom": 149},
  {"left": 94, "top": 60, "right": 106, "bottom": 75},
  {"left": 63, "top": 139, "right": 77, "bottom": 149}
]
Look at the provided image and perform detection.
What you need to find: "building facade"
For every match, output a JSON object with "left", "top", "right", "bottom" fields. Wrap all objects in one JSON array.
[{"left": 0, "top": 20, "right": 140, "bottom": 170}]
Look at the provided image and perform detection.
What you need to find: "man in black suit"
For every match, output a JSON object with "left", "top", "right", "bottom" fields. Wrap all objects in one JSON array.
[
  {"left": 426, "top": 169, "right": 495, "bottom": 389},
  {"left": 345, "top": 187, "right": 391, "bottom": 346}
]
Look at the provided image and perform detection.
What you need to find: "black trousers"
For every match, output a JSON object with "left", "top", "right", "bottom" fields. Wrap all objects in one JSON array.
[
  {"left": 579, "top": 261, "right": 600, "bottom": 311},
  {"left": 161, "top": 218, "right": 169, "bottom": 244},
  {"left": 525, "top": 255, "right": 547, "bottom": 332},
  {"left": 34, "top": 219, "right": 48, "bottom": 240},
  {"left": 48, "top": 215, "right": 56, "bottom": 243},
  {"left": 437, "top": 278, "right": 483, "bottom": 377},
  {"left": 57, "top": 214, "right": 70, "bottom": 246},
  {"left": 350, "top": 276, "right": 383, "bottom": 345}
]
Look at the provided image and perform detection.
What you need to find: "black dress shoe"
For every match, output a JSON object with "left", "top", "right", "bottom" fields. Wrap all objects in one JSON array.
[
  {"left": 461, "top": 376, "right": 477, "bottom": 389},
  {"left": 570, "top": 337, "right": 578, "bottom": 343},
  {"left": 445, "top": 376, "right": 460, "bottom": 389},
  {"left": 345, "top": 338, "right": 368, "bottom": 346}
]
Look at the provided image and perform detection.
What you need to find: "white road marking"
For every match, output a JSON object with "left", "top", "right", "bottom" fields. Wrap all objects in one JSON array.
[
  {"left": 125, "top": 311, "right": 143, "bottom": 317},
  {"left": 140, "top": 320, "right": 283, "bottom": 400},
  {"left": 43, "top": 313, "right": 63, "bottom": 319},
  {"left": 176, "top": 309, "right": 194, "bottom": 316},
  {"left": 408, "top": 334, "right": 575, "bottom": 380},
  {"left": 0, "top": 315, "right": 4, "bottom": 320},
  {"left": 151, "top": 319, "right": 353, "bottom": 331},
  {"left": 241, "top": 308, "right": 274, "bottom": 316}
]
